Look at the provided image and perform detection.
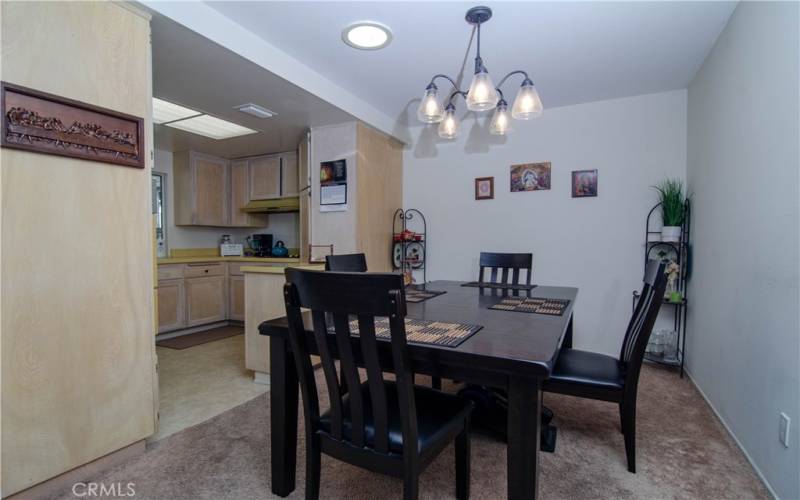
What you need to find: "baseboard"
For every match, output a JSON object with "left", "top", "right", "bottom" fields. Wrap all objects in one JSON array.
[
  {"left": 5, "top": 440, "right": 145, "bottom": 500},
  {"left": 684, "top": 366, "right": 779, "bottom": 500},
  {"left": 253, "top": 371, "right": 271, "bottom": 385}
]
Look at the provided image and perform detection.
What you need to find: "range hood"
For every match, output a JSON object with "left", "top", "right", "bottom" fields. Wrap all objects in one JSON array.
[{"left": 241, "top": 196, "right": 300, "bottom": 214}]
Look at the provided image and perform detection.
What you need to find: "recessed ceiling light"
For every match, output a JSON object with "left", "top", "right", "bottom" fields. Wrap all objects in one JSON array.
[
  {"left": 342, "top": 22, "right": 392, "bottom": 50},
  {"left": 152, "top": 98, "right": 201, "bottom": 124},
  {"left": 164, "top": 114, "right": 257, "bottom": 140},
  {"left": 234, "top": 103, "right": 277, "bottom": 119}
]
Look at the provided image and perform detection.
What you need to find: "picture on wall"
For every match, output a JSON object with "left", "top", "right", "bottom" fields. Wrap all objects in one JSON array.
[
  {"left": 510, "top": 162, "right": 551, "bottom": 192},
  {"left": 474, "top": 176, "right": 494, "bottom": 200},
  {"left": 571, "top": 169, "right": 598, "bottom": 197},
  {"left": 319, "top": 159, "right": 348, "bottom": 212}
]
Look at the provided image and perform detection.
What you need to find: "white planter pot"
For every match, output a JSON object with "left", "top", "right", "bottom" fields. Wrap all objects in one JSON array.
[{"left": 661, "top": 226, "right": 681, "bottom": 242}]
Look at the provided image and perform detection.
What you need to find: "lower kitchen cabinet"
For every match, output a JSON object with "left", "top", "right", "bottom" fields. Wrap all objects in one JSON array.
[
  {"left": 185, "top": 275, "right": 227, "bottom": 327},
  {"left": 157, "top": 279, "right": 185, "bottom": 333},
  {"left": 228, "top": 275, "right": 245, "bottom": 321}
]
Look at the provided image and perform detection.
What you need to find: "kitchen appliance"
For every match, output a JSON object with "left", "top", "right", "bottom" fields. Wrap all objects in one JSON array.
[
  {"left": 220, "top": 235, "right": 244, "bottom": 256},
  {"left": 271, "top": 240, "right": 289, "bottom": 257},
  {"left": 247, "top": 234, "right": 273, "bottom": 257}
]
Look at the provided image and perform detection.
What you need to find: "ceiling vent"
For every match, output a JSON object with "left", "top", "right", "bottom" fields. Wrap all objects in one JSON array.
[{"left": 234, "top": 103, "right": 277, "bottom": 119}]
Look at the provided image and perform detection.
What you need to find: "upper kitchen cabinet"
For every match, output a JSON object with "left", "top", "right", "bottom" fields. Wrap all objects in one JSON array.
[
  {"left": 174, "top": 151, "right": 229, "bottom": 226},
  {"left": 248, "top": 155, "right": 281, "bottom": 200},
  {"left": 280, "top": 151, "right": 299, "bottom": 197},
  {"left": 230, "top": 159, "right": 268, "bottom": 228}
]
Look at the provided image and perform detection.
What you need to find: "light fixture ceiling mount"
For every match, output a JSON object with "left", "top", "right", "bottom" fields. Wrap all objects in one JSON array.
[
  {"left": 417, "top": 6, "right": 543, "bottom": 138},
  {"left": 342, "top": 21, "right": 393, "bottom": 50}
]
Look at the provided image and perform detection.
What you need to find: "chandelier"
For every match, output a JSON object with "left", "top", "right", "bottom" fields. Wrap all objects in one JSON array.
[{"left": 417, "top": 6, "right": 543, "bottom": 138}]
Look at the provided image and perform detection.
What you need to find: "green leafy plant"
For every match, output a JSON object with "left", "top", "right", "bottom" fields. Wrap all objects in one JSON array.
[{"left": 653, "top": 178, "right": 686, "bottom": 226}]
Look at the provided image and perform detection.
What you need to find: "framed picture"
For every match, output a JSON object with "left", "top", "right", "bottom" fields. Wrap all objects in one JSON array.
[
  {"left": 319, "top": 159, "right": 348, "bottom": 212},
  {"left": 1, "top": 81, "right": 144, "bottom": 168},
  {"left": 475, "top": 176, "right": 494, "bottom": 200},
  {"left": 571, "top": 169, "right": 598, "bottom": 197},
  {"left": 510, "top": 162, "right": 551, "bottom": 192}
]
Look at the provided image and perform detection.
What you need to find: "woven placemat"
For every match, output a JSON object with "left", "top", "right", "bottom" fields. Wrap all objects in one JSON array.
[
  {"left": 490, "top": 297, "right": 571, "bottom": 316},
  {"left": 405, "top": 289, "right": 446, "bottom": 303},
  {"left": 461, "top": 281, "right": 537, "bottom": 291},
  {"left": 329, "top": 317, "right": 481, "bottom": 348}
]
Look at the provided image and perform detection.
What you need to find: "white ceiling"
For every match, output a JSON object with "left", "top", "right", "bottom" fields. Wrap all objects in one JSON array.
[
  {"left": 151, "top": 14, "right": 354, "bottom": 158},
  {"left": 205, "top": 1, "right": 736, "bottom": 123}
]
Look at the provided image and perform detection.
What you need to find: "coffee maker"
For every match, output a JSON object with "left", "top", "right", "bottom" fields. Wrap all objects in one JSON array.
[{"left": 247, "top": 234, "right": 273, "bottom": 257}]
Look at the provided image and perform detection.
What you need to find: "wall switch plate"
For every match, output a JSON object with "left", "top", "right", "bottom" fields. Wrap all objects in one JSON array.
[{"left": 779, "top": 413, "right": 791, "bottom": 448}]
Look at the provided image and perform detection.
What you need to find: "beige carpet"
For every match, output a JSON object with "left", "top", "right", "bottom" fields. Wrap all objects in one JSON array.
[{"left": 55, "top": 365, "right": 769, "bottom": 500}]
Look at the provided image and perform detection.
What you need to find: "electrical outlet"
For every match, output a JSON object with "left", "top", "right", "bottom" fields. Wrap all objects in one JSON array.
[{"left": 779, "top": 413, "right": 791, "bottom": 448}]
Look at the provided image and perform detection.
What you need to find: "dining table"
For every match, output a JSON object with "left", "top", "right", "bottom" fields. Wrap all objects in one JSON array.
[{"left": 259, "top": 280, "right": 578, "bottom": 500}]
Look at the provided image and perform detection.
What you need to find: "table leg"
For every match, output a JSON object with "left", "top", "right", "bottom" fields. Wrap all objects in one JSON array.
[
  {"left": 507, "top": 376, "right": 541, "bottom": 500},
  {"left": 270, "top": 336, "right": 299, "bottom": 497}
]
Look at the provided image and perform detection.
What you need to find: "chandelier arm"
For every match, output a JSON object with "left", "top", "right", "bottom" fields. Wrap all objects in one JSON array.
[
  {"left": 427, "top": 74, "right": 462, "bottom": 92},
  {"left": 496, "top": 70, "right": 532, "bottom": 90},
  {"left": 447, "top": 90, "right": 468, "bottom": 106}
]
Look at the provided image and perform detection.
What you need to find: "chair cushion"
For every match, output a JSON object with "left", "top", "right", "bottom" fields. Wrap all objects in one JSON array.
[
  {"left": 545, "top": 348, "right": 625, "bottom": 392},
  {"left": 319, "top": 380, "right": 474, "bottom": 454}
]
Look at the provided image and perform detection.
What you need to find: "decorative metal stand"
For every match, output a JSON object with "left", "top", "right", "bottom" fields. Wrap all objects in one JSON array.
[
  {"left": 634, "top": 200, "right": 691, "bottom": 377},
  {"left": 392, "top": 209, "right": 427, "bottom": 284}
]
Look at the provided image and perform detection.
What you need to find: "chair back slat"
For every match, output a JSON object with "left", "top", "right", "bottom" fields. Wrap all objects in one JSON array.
[
  {"left": 325, "top": 253, "right": 368, "bottom": 272},
  {"left": 479, "top": 252, "right": 533, "bottom": 285},
  {"left": 283, "top": 269, "right": 416, "bottom": 458}
]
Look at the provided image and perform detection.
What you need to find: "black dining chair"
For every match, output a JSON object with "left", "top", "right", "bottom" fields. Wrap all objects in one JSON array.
[
  {"left": 283, "top": 268, "right": 474, "bottom": 500},
  {"left": 543, "top": 259, "right": 667, "bottom": 473},
  {"left": 325, "top": 253, "right": 368, "bottom": 272},
  {"left": 479, "top": 252, "right": 533, "bottom": 285}
]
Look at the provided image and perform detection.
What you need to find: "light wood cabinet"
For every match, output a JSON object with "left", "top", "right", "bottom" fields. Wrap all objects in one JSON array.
[
  {"left": 174, "top": 151, "right": 229, "bottom": 226},
  {"left": 229, "top": 275, "right": 245, "bottom": 321},
  {"left": 230, "top": 159, "right": 268, "bottom": 227},
  {"left": 157, "top": 279, "right": 185, "bottom": 333},
  {"left": 185, "top": 275, "right": 227, "bottom": 327},
  {"left": 248, "top": 155, "right": 281, "bottom": 200},
  {"left": 281, "top": 150, "right": 299, "bottom": 197}
]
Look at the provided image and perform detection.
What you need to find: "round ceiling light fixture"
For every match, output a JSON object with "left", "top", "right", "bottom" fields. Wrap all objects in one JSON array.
[{"left": 342, "top": 21, "right": 392, "bottom": 50}]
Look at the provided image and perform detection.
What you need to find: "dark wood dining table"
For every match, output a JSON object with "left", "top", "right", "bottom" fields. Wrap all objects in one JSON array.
[{"left": 259, "top": 280, "right": 578, "bottom": 500}]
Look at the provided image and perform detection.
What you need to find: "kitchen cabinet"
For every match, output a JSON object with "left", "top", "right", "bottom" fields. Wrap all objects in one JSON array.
[
  {"left": 185, "top": 275, "right": 227, "bottom": 327},
  {"left": 230, "top": 160, "right": 268, "bottom": 228},
  {"left": 248, "top": 155, "right": 282, "bottom": 200},
  {"left": 157, "top": 279, "right": 185, "bottom": 333},
  {"left": 228, "top": 275, "right": 245, "bottom": 321},
  {"left": 280, "top": 150, "right": 299, "bottom": 197},
  {"left": 174, "top": 151, "right": 229, "bottom": 226}
]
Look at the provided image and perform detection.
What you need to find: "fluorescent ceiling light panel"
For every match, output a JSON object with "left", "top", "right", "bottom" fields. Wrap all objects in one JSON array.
[
  {"left": 165, "top": 114, "right": 257, "bottom": 140},
  {"left": 235, "top": 103, "right": 277, "bottom": 119},
  {"left": 152, "top": 98, "right": 201, "bottom": 124}
]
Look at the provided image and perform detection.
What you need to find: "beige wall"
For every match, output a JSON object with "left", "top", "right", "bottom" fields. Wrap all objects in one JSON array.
[{"left": 1, "top": 2, "right": 157, "bottom": 495}]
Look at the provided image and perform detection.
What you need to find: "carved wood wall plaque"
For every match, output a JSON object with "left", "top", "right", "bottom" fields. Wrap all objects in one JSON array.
[{"left": 1, "top": 82, "right": 144, "bottom": 168}]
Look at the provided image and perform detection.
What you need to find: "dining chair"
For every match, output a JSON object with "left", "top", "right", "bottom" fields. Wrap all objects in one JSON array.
[
  {"left": 325, "top": 253, "right": 368, "bottom": 272},
  {"left": 543, "top": 259, "right": 667, "bottom": 473},
  {"left": 478, "top": 252, "right": 533, "bottom": 285},
  {"left": 283, "top": 268, "right": 474, "bottom": 500}
]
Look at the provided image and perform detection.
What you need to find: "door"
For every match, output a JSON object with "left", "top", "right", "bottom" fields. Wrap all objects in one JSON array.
[
  {"left": 185, "top": 275, "right": 227, "bottom": 326},
  {"left": 229, "top": 160, "right": 267, "bottom": 227},
  {"left": 193, "top": 153, "right": 228, "bottom": 226},
  {"left": 281, "top": 151, "right": 299, "bottom": 197},
  {"left": 229, "top": 275, "right": 245, "bottom": 321},
  {"left": 157, "top": 279, "right": 185, "bottom": 333},
  {"left": 249, "top": 155, "right": 281, "bottom": 200}
]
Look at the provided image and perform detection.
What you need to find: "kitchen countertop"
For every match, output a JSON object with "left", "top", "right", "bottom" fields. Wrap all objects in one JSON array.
[
  {"left": 241, "top": 263, "right": 325, "bottom": 274},
  {"left": 157, "top": 256, "right": 301, "bottom": 265}
]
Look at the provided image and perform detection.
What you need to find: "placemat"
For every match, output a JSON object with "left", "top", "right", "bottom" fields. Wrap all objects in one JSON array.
[
  {"left": 405, "top": 288, "right": 446, "bottom": 303},
  {"left": 489, "top": 297, "right": 571, "bottom": 316},
  {"left": 461, "top": 281, "right": 538, "bottom": 291},
  {"left": 329, "top": 317, "right": 482, "bottom": 348}
]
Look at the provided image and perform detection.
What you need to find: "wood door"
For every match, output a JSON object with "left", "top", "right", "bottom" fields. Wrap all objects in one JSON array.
[
  {"left": 229, "top": 275, "right": 245, "bottom": 321},
  {"left": 185, "top": 275, "right": 227, "bottom": 327},
  {"left": 193, "top": 153, "right": 228, "bottom": 226},
  {"left": 229, "top": 160, "right": 267, "bottom": 227},
  {"left": 280, "top": 151, "right": 299, "bottom": 196},
  {"left": 157, "top": 279, "right": 185, "bottom": 333},
  {"left": 249, "top": 155, "right": 281, "bottom": 200}
]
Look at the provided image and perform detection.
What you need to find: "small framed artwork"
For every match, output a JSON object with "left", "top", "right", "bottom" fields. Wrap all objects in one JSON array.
[
  {"left": 475, "top": 176, "right": 494, "bottom": 200},
  {"left": 510, "top": 162, "right": 551, "bottom": 192},
  {"left": 571, "top": 169, "right": 598, "bottom": 197}
]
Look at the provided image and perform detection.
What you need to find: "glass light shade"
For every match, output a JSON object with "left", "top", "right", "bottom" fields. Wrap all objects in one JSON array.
[
  {"left": 417, "top": 87, "right": 444, "bottom": 123},
  {"left": 466, "top": 71, "right": 499, "bottom": 111},
  {"left": 489, "top": 101, "right": 512, "bottom": 135},
  {"left": 438, "top": 107, "right": 460, "bottom": 139},
  {"left": 511, "top": 81, "right": 543, "bottom": 119}
]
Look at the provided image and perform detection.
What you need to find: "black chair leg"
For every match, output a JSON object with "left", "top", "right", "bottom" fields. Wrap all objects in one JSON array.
[
  {"left": 403, "top": 469, "right": 419, "bottom": 500},
  {"left": 432, "top": 377, "right": 442, "bottom": 390},
  {"left": 455, "top": 420, "right": 471, "bottom": 500},
  {"left": 306, "top": 437, "right": 321, "bottom": 500},
  {"left": 622, "top": 403, "right": 636, "bottom": 473},
  {"left": 618, "top": 402, "right": 624, "bottom": 434}
]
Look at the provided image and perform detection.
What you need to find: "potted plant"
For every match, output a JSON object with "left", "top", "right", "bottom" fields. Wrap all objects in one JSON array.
[{"left": 653, "top": 178, "right": 686, "bottom": 242}]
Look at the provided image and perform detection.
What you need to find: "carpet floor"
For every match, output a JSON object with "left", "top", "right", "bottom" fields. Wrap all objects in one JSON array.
[{"left": 55, "top": 365, "right": 769, "bottom": 500}]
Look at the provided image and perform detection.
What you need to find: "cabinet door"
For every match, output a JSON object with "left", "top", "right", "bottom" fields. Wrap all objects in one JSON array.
[
  {"left": 249, "top": 155, "right": 282, "bottom": 200},
  {"left": 228, "top": 275, "right": 245, "bottom": 321},
  {"left": 281, "top": 151, "right": 299, "bottom": 197},
  {"left": 185, "top": 275, "right": 227, "bottom": 327},
  {"left": 157, "top": 279, "right": 185, "bottom": 333},
  {"left": 193, "top": 153, "right": 229, "bottom": 226},
  {"left": 229, "top": 160, "right": 268, "bottom": 227}
]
